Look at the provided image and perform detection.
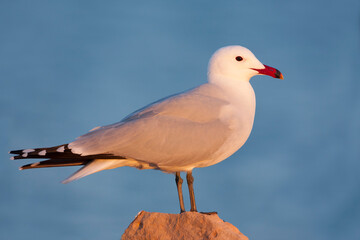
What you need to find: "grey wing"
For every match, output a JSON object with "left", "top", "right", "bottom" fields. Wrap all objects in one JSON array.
[{"left": 68, "top": 85, "right": 232, "bottom": 167}]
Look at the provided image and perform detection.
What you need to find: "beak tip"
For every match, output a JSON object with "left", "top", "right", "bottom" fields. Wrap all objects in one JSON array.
[{"left": 274, "top": 69, "right": 284, "bottom": 80}]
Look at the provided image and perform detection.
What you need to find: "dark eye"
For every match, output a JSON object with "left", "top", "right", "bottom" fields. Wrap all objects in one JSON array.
[{"left": 235, "top": 56, "right": 243, "bottom": 61}]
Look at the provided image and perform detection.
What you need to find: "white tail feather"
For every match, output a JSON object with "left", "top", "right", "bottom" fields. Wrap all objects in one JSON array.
[{"left": 62, "top": 159, "right": 128, "bottom": 184}]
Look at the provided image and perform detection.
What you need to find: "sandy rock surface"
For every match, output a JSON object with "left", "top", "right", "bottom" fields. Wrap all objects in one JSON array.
[{"left": 121, "top": 211, "right": 248, "bottom": 240}]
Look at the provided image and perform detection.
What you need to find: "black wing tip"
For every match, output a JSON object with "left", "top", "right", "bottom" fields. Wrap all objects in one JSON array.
[
  {"left": 9, "top": 149, "right": 24, "bottom": 154},
  {"left": 8, "top": 144, "right": 74, "bottom": 160},
  {"left": 10, "top": 155, "right": 28, "bottom": 160},
  {"left": 19, "top": 162, "right": 41, "bottom": 170},
  {"left": 9, "top": 144, "right": 125, "bottom": 167}
]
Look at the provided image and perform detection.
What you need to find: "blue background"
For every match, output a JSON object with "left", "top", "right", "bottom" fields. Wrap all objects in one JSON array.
[{"left": 1, "top": 1, "right": 359, "bottom": 239}]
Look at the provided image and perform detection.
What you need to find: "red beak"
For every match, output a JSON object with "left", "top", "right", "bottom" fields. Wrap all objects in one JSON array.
[{"left": 251, "top": 65, "right": 284, "bottom": 79}]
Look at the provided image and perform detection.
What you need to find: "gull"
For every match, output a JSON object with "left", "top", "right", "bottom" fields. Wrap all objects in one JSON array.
[{"left": 9, "top": 45, "right": 283, "bottom": 213}]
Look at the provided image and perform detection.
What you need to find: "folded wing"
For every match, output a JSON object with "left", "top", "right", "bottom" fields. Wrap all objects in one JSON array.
[{"left": 69, "top": 84, "right": 232, "bottom": 169}]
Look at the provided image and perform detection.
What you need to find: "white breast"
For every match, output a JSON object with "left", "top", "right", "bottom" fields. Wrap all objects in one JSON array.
[{"left": 196, "top": 80, "right": 256, "bottom": 168}]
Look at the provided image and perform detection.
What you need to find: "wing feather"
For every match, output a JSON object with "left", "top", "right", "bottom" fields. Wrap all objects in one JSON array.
[{"left": 69, "top": 84, "right": 232, "bottom": 168}]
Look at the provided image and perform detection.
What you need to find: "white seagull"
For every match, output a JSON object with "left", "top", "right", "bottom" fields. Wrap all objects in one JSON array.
[{"left": 10, "top": 45, "right": 283, "bottom": 212}]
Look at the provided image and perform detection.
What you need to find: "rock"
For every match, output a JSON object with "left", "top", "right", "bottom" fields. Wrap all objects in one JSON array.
[{"left": 121, "top": 211, "right": 249, "bottom": 240}]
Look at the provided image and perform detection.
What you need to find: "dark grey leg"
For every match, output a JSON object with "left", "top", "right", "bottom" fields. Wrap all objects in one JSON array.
[
  {"left": 186, "top": 171, "right": 197, "bottom": 212},
  {"left": 175, "top": 172, "right": 185, "bottom": 213}
]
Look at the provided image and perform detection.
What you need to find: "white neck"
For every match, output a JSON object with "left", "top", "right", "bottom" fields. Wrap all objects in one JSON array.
[
  {"left": 208, "top": 73, "right": 256, "bottom": 122},
  {"left": 208, "top": 73, "right": 251, "bottom": 91}
]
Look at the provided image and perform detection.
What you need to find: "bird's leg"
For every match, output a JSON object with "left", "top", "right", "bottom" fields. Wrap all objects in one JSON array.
[
  {"left": 186, "top": 171, "right": 197, "bottom": 212},
  {"left": 175, "top": 172, "right": 185, "bottom": 213}
]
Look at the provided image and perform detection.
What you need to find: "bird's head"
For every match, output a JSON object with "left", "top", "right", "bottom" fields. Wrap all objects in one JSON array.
[{"left": 208, "top": 45, "right": 283, "bottom": 83}]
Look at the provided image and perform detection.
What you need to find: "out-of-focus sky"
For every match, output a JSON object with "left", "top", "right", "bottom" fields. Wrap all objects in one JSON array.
[{"left": 1, "top": 1, "right": 359, "bottom": 239}]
